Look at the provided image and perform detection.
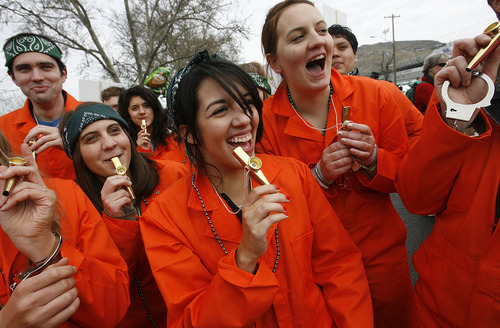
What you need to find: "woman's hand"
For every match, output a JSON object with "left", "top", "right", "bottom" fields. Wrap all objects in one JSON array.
[
  {"left": 101, "top": 175, "right": 136, "bottom": 220},
  {"left": 137, "top": 130, "right": 151, "bottom": 150},
  {"left": 318, "top": 140, "right": 354, "bottom": 182},
  {"left": 338, "top": 123, "right": 377, "bottom": 166},
  {"left": 236, "top": 184, "right": 290, "bottom": 273},
  {"left": 0, "top": 258, "right": 80, "bottom": 328},
  {"left": 0, "top": 144, "right": 58, "bottom": 262},
  {"left": 435, "top": 34, "right": 500, "bottom": 129}
]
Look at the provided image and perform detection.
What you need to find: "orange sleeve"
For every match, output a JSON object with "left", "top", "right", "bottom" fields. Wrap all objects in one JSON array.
[
  {"left": 396, "top": 94, "right": 493, "bottom": 215},
  {"left": 355, "top": 88, "right": 409, "bottom": 194},
  {"left": 50, "top": 180, "right": 130, "bottom": 328}
]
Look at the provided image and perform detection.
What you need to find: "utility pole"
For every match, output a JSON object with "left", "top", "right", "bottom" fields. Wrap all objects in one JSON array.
[{"left": 385, "top": 14, "right": 400, "bottom": 84}]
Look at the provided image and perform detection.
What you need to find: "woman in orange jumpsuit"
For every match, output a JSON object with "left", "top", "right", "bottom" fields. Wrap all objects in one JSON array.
[
  {"left": 140, "top": 50, "right": 373, "bottom": 327},
  {"left": 59, "top": 103, "right": 188, "bottom": 327},
  {"left": 257, "top": 1, "right": 413, "bottom": 327},
  {"left": 396, "top": 33, "right": 500, "bottom": 327},
  {"left": 0, "top": 133, "right": 129, "bottom": 327},
  {"left": 118, "top": 85, "right": 186, "bottom": 163}
]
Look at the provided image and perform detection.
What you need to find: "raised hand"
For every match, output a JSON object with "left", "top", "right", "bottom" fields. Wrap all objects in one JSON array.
[
  {"left": 0, "top": 143, "right": 57, "bottom": 262},
  {"left": 236, "top": 184, "right": 289, "bottom": 273}
]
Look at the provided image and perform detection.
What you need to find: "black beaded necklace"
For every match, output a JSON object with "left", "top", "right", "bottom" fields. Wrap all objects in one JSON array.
[
  {"left": 136, "top": 197, "right": 157, "bottom": 328},
  {"left": 191, "top": 173, "right": 281, "bottom": 273},
  {"left": 287, "top": 82, "right": 334, "bottom": 136}
]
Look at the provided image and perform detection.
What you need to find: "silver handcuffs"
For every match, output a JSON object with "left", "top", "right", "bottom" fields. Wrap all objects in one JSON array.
[{"left": 441, "top": 71, "right": 495, "bottom": 121}]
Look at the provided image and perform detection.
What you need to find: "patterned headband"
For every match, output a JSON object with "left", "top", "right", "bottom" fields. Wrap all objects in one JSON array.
[
  {"left": 62, "top": 104, "right": 129, "bottom": 159},
  {"left": 247, "top": 73, "right": 272, "bottom": 95},
  {"left": 166, "top": 49, "right": 223, "bottom": 113},
  {"left": 4, "top": 34, "right": 62, "bottom": 67}
]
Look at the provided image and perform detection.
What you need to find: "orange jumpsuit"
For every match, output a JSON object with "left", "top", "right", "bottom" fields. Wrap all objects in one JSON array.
[
  {"left": 379, "top": 80, "right": 423, "bottom": 148},
  {"left": 102, "top": 160, "right": 188, "bottom": 328},
  {"left": 138, "top": 135, "right": 187, "bottom": 164},
  {"left": 141, "top": 155, "right": 373, "bottom": 328},
  {"left": 396, "top": 95, "right": 500, "bottom": 327},
  {"left": 0, "top": 91, "right": 79, "bottom": 180},
  {"left": 257, "top": 69, "right": 413, "bottom": 327},
  {"left": 0, "top": 178, "right": 129, "bottom": 328}
]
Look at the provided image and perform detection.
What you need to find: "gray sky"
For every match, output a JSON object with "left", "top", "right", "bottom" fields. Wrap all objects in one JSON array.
[
  {"left": 241, "top": 0, "right": 497, "bottom": 63},
  {"left": 0, "top": 0, "right": 497, "bottom": 106}
]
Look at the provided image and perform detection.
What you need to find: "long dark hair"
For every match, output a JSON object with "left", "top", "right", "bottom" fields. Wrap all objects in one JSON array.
[
  {"left": 171, "top": 58, "right": 263, "bottom": 172},
  {"left": 118, "top": 85, "right": 170, "bottom": 147},
  {"left": 60, "top": 103, "right": 159, "bottom": 213}
]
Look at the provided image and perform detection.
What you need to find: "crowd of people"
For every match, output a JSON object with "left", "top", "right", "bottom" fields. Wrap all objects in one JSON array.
[{"left": 0, "top": 0, "right": 498, "bottom": 327}]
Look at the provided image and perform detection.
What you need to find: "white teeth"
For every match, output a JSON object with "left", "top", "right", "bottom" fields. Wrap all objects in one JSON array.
[
  {"left": 228, "top": 135, "right": 251, "bottom": 143},
  {"left": 310, "top": 54, "right": 325, "bottom": 62}
]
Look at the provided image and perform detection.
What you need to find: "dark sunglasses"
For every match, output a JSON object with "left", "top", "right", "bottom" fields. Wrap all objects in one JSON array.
[{"left": 435, "top": 63, "right": 447, "bottom": 67}]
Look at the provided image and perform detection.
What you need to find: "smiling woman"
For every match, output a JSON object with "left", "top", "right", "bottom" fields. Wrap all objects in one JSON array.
[
  {"left": 140, "top": 50, "right": 373, "bottom": 327},
  {"left": 58, "top": 102, "right": 188, "bottom": 327},
  {"left": 257, "top": 1, "right": 414, "bottom": 326}
]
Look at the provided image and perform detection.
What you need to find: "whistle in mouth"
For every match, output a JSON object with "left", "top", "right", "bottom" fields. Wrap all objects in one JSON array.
[
  {"left": 141, "top": 120, "right": 147, "bottom": 133},
  {"left": 467, "top": 22, "right": 500, "bottom": 72},
  {"left": 2, "top": 157, "right": 27, "bottom": 197},
  {"left": 111, "top": 157, "right": 136, "bottom": 200},
  {"left": 233, "top": 147, "right": 270, "bottom": 185},
  {"left": 341, "top": 106, "right": 352, "bottom": 131}
]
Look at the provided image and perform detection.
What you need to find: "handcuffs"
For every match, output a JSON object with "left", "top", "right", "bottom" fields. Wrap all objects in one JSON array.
[
  {"left": 441, "top": 71, "right": 495, "bottom": 122},
  {"left": 441, "top": 21, "right": 499, "bottom": 123}
]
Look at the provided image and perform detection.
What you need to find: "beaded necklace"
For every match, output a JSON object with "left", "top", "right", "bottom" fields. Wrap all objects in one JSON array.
[
  {"left": 135, "top": 197, "right": 157, "bottom": 328},
  {"left": 191, "top": 172, "right": 281, "bottom": 273},
  {"left": 287, "top": 82, "right": 340, "bottom": 135}
]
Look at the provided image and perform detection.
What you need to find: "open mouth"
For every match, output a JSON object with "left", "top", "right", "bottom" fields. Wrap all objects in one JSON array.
[{"left": 306, "top": 55, "right": 326, "bottom": 74}]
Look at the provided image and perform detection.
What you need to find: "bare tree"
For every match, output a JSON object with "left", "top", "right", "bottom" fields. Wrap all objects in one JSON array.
[{"left": 0, "top": 0, "right": 248, "bottom": 84}]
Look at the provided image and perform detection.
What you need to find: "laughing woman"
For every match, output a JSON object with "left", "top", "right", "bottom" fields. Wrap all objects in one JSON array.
[
  {"left": 140, "top": 51, "right": 373, "bottom": 327},
  {"left": 257, "top": 1, "right": 413, "bottom": 326},
  {"left": 59, "top": 103, "right": 188, "bottom": 327}
]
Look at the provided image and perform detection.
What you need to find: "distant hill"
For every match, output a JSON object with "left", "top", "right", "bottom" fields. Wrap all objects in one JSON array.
[{"left": 356, "top": 40, "right": 446, "bottom": 79}]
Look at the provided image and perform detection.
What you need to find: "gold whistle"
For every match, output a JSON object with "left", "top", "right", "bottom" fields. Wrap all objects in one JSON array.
[
  {"left": 233, "top": 147, "right": 270, "bottom": 185},
  {"left": 467, "top": 22, "right": 500, "bottom": 72},
  {"left": 110, "top": 157, "right": 136, "bottom": 200},
  {"left": 3, "top": 157, "right": 27, "bottom": 197},
  {"left": 341, "top": 106, "right": 352, "bottom": 131},
  {"left": 141, "top": 120, "right": 147, "bottom": 133}
]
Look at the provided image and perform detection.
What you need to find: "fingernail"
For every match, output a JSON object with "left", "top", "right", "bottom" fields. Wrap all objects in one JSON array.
[
  {"left": 286, "top": 194, "right": 291, "bottom": 200},
  {"left": 283, "top": 206, "right": 287, "bottom": 212},
  {"left": 284, "top": 212, "right": 289, "bottom": 216},
  {"left": 337, "top": 131, "right": 343, "bottom": 136},
  {"left": 275, "top": 185, "right": 280, "bottom": 190}
]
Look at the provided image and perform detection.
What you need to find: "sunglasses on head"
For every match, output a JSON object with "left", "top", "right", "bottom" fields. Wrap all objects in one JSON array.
[{"left": 436, "top": 63, "right": 447, "bottom": 67}]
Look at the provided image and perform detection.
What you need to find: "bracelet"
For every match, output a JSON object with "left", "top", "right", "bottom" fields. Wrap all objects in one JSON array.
[
  {"left": 10, "top": 231, "right": 63, "bottom": 291},
  {"left": 314, "top": 161, "right": 334, "bottom": 188}
]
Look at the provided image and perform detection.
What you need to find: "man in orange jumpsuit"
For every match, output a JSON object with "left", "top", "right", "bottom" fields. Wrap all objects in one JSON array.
[
  {"left": 0, "top": 33, "right": 79, "bottom": 180},
  {"left": 395, "top": 7, "right": 500, "bottom": 325}
]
